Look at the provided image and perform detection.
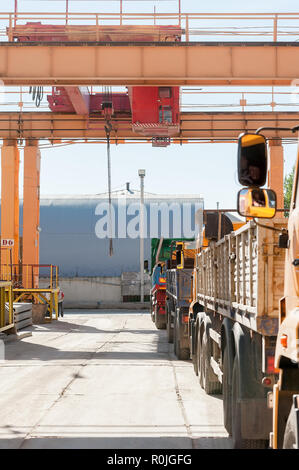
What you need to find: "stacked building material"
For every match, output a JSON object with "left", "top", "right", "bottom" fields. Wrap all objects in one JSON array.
[{"left": 12, "top": 303, "right": 33, "bottom": 331}]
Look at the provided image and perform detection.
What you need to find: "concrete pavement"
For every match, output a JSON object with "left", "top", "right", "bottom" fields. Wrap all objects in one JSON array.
[{"left": 0, "top": 310, "right": 231, "bottom": 449}]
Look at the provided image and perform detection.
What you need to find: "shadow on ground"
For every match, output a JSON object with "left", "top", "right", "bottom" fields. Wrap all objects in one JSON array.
[{"left": 0, "top": 435, "right": 233, "bottom": 450}]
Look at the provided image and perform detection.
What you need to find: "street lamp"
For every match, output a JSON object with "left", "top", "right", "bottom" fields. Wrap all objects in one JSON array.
[{"left": 138, "top": 169, "right": 146, "bottom": 303}]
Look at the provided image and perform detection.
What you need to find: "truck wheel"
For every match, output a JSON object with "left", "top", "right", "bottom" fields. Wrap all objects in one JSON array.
[
  {"left": 150, "top": 299, "right": 155, "bottom": 323},
  {"left": 200, "top": 332, "right": 222, "bottom": 395},
  {"left": 173, "top": 315, "right": 177, "bottom": 356},
  {"left": 155, "top": 313, "right": 166, "bottom": 330},
  {"left": 283, "top": 404, "right": 298, "bottom": 449},
  {"left": 197, "top": 328, "right": 204, "bottom": 387},
  {"left": 174, "top": 313, "right": 189, "bottom": 360},
  {"left": 222, "top": 345, "right": 232, "bottom": 436},
  {"left": 192, "top": 326, "right": 199, "bottom": 376},
  {"left": 231, "top": 356, "right": 268, "bottom": 449},
  {"left": 166, "top": 306, "right": 174, "bottom": 344}
]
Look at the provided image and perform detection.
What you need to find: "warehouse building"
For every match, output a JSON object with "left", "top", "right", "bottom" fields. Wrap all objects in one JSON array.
[{"left": 36, "top": 185, "right": 204, "bottom": 307}]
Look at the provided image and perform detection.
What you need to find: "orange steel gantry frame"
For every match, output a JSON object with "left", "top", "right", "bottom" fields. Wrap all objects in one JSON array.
[
  {"left": 0, "top": 9, "right": 295, "bottom": 286},
  {"left": 0, "top": 112, "right": 287, "bottom": 272},
  {"left": 0, "top": 112, "right": 298, "bottom": 141},
  {"left": 1, "top": 42, "right": 299, "bottom": 86}
]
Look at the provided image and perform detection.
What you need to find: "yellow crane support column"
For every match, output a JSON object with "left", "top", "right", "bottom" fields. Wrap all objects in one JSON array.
[
  {"left": 0, "top": 140, "right": 20, "bottom": 270},
  {"left": 268, "top": 139, "right": 284, "bottom": 213},
  {"left": 22, "top": 140, "right": 41, "bottom": 288}
]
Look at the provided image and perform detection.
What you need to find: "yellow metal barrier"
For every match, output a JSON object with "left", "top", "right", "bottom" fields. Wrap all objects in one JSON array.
[
  {"left": 0, "top": 258, "right": 61, "bottom": 323},
  {"left": 11, "top": 288, "right": 60, "bottom": 322},
  {"left": 0, "top": 262, "right": 59, "bottom": 289},
  {"left": 0, "top": 281, "right": 14, "bottom": 333}
]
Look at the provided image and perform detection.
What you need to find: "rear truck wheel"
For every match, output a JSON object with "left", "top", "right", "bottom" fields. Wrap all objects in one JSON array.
[
  {"left": 231, "top": 356, "right": 268, "bottom": 449},
  {"left": 222, "top": 345, "right": 232, "bottom": 436},
  {"left": 283, "top": 401, "right": 299, "bottom": 449},
  {"left": 155, "top": 308, "right": 166, "bottom": 329},
  {"left": 192, "top": 323, "right": 199, "bottom": 376},
  {"left": 166, "top": 306, "right": 174, "bottom": 344},
  {"left": 150, "top": 297, "right": 155, "bottom": 323},
  {"left": 197, "top": 327, "right": 203, "bottom": 387},
  {"left": 173, "top": 314, "right": 177, "bottom": 356},
  {"left": 200, "top": 331, "right": 222, "bottom": 395},
  {"left": 174, "top": 310, "right": 189, "bottom": 360}
]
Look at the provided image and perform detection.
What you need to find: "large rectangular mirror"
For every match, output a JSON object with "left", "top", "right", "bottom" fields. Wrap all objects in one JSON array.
[{"left": 237, "top": 133, "right": 267, "bottom": 187}]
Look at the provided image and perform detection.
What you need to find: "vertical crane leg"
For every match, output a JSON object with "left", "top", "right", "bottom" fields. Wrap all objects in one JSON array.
[
  {"left": 22, "top": 141, "right": 41, "bottom": 288},
  {"left": 268, "top": 140, "right": 284, "bottom": 214},
  {"left": 1, "top": 141, "right": 20, "bottom": 276}
]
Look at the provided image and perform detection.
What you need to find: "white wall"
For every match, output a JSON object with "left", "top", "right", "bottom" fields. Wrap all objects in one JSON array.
[{"left": 60, "top": 276, "right": 122, "bottom": 307}]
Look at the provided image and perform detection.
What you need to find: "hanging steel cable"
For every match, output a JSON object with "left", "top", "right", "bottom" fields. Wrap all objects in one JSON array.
[
  {"left": 102, "top": 85, "right": 114, "bottom": 256},
  {"left": 29, "top": 86, "right": 44, "bottom": 108}
]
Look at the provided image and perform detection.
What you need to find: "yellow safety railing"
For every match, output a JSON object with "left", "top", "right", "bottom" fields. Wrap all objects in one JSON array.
[
  {"left": 0, "top": 263, "right": 59, "bottom": 289},
  {"left": 0, "top": 260, "right": 60, "bottom": 322},
  {"left": 0, "top": 281, "right": 14, "bottom": 333}
]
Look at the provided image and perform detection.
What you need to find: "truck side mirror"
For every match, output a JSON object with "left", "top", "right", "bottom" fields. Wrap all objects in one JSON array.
[
  {"left": 237, "top": 188, "right": 277, "bottom": 219},
  {"left": 176, "top": 250, "right": 184, "bottom": 269},
  {"left": 238, "top": 133, "right": 267, "bottom": 187}
]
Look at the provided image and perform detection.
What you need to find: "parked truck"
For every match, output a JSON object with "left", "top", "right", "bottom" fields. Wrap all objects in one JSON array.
[
  {"left": 165, "top": 241, "right": 196, "bottom": 359},
  {"left": 188, "top": 176, "right": 288, "bottom": 448},
  {"left": 150, "top": 238, "right": 193, "bottom": 330},
  {"left": 234, "top": 131, "right": 299, "bottom": 449}
]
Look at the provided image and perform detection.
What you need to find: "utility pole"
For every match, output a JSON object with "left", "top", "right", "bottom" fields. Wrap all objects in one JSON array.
[{"left": 139, "top": 169, "right": 145, "bottom": 303}]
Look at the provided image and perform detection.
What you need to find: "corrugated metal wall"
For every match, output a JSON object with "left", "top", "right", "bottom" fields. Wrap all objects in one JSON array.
[{"left": 2, "top": 196, "right": 203, "bottom": 277}]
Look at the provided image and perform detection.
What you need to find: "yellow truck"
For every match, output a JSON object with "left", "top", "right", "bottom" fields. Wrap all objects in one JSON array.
[
  {"left": 236, "top": 131, "right": 299, "bottom": 448},
  {"left": 235, "top": 132, "right": 299, "bottom": 449},
  {"left": 188, "top": 202, "right": 287, "bottom": 448}
]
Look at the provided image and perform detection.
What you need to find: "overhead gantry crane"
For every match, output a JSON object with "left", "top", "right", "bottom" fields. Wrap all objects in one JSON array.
[{"left": 0, "top": 8, "right": 298, "bottom": 288}]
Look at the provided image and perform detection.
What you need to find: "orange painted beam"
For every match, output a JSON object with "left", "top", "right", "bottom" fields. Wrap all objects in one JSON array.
[
  {"left": 268, "top": 140, "right": 284, "bottom": 212},
  {"left": 22, "top": 141, "right": 40, "bottom": 288},
  {"left": 64, "top": 87, "right": 90, "bottom": 115},
  {"left": 0, "top": 42, "right": 299, "bottom": 86},
  {"left": 0, "top": 141, "right": 19, "bottom": 266},
  {"left": 0, "top": 112, "right": 299, "bottom": 141}
]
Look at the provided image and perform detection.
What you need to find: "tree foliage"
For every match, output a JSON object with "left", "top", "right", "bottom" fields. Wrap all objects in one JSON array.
[{"left": 284, "top": 166, "right": 295, "bottom": 215}]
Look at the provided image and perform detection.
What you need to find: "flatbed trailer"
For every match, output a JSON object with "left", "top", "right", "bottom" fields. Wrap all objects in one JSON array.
[{"left": 189, "top": 218, "right": 287, "bottom": 448}]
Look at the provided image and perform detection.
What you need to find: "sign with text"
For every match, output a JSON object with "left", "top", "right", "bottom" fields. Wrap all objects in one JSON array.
[{"left": 1, "top": 239, "right": 14, "bottom": 247}]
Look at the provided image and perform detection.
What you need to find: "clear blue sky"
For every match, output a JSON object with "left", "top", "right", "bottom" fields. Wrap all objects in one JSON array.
[{"left": 2, "top": 1, "right": 299, "bottom": 209}]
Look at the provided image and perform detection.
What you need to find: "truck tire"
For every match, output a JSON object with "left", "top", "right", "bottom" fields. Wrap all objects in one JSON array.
[
  {"left": 197, "top": 327, "right": 204, "bottom": 387},
  {"left": 166, "top": 306, "right": 174, "bottom": 344},
  {"left": 155, "top": 312, "right": 166, "bottom": 330},
  {"left": 222, "top": 345, "right": 232, "bottom": 436},
  {"left": 231, "top": 356, "right": 268, "bottom": 449},
  {"left": 200, "top": 332, "right": 222, "bottom": 395},
  {"left": 192, "top": 325, "right": 199, "bottom": 376},
  {"left": 150, "top": 298, "right": 155, "bottom": 323},
  {"left": 174, "top": 313, "right": 189, "bottom": 360},
  {"left": 283, "top": 404, "right": 299, "bottom": 449}
]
